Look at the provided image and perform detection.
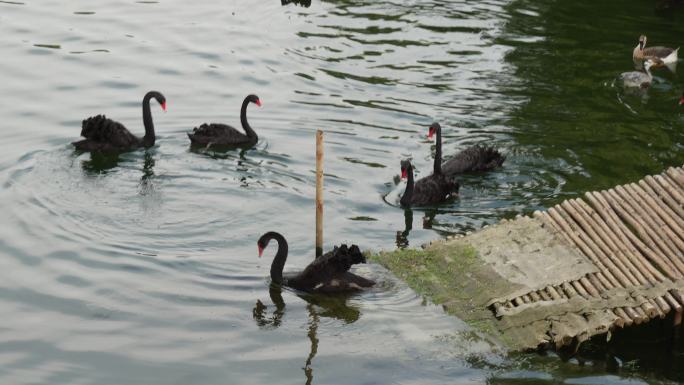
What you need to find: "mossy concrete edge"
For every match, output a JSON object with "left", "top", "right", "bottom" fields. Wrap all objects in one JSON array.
[{"left": 370, "top": 238, "right": 522, "bottom": 350}]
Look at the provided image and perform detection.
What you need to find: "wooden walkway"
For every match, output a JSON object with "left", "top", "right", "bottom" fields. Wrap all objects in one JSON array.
[
  {"left": 374, "top": 165, "right": 684, "bottom": 351},
  {"left": 494, "top": 166, "right": 684, "bottom": 342}
]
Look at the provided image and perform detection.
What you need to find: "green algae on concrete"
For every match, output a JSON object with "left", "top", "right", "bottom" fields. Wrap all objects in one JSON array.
[
  {"left": 370, "top": 216, "right": 632, "bottom": 351},
  {"left": 371, "top": 234, "right": 522, "bottom": 349}
]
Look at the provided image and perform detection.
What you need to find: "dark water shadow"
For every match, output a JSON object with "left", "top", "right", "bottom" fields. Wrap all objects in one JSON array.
[
  {"left": 281, "top": 0, "right": 311, "bottom": 7},
  {"left": 138, "top": 152, "right": 157, "bottom": 195},
  {"left": 252, "top": 284, "right": 361, "bottom": 384},
  {"left": 395, "top": 205, "right": 448, "bottom": 248},
  {"left": 189, "top": 144, "right": 252, "bottom": 161},
  {"left": 396, "top": 208, "right": 412, "bottom": 248},
  {"left": 571, "top": 315, "right": 684, "bottom": 382},
  {"left": 79, "top": 151, "right": 122, "bottom": 174},
  {"left": 252, "top": 284, "right": 361, "bottom": 328}
]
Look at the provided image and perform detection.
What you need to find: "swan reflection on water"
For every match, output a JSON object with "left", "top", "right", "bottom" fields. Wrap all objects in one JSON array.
[
  {"left": 395, "top": 207, "right": 439, "bottom": 248},
  {"left": 281, "top": 0, "right": 311, "bottom": 7},
  {"left": 78, "top": 151, "right": 122, "bottom": 174},
  {"left": 252, "top": 285, "right": 361, "bottom": 384}
]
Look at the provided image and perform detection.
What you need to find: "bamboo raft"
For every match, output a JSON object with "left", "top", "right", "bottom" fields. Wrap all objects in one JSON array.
[
  {"left": 498, "top": 166, "right": 684, "bottom": 348},
  {"left": 374, "top": 165, "right": 684, "bottom": 351}
]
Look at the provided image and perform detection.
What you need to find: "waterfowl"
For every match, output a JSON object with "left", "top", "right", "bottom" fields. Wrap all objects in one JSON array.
[
  {"left": 399, "top": 159, "right": 459, "bottom": 207},
  {"left": 620, "top": 59, "right": 660, "bottom": 89},
  {"left": 633, "top": 35, "right": 679, "bottom": 65},
  {"left": 427, "top": 122, "right": 505, "bottom": 176},
  {"left": 257, "top": 232, "right": 375, "bottom": 293},
  {"left": 73, "top": 91, "right": 166, "bottom": 153},
  {"left": 188, "top": 94, "right": 261, "bottom": 148}
]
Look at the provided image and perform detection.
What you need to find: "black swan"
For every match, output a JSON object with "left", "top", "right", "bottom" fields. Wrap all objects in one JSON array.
[
  {"left": 399, "top": 159, "right": 459, "bottom": 207},
  {"left": 72, "top": 91, "right": 166, "bottom": 153},
  {"left": 188, "top": 94, "right": 261, "bottom": 148},
  {"left": 257, "top": 231, "right": 375, "bottom": 293},
  {"left": 428, "top": 122, "right": 505, "bottom": 176}
]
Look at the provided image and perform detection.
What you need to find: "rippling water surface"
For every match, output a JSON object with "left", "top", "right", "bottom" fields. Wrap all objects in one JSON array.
[{"left": 1, "top": 0, "right": 684, "bottom": 384}]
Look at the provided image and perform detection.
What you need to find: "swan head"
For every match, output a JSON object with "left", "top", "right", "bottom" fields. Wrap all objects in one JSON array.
[
  {"left": 247, "top": 94, "right": 262, "bottom": 107},
  {"left": 257, "top": 237, "right": 268, "bottom": 257},
  {"left": 638, "top": 34, "right": 647, "bottom": 50},
  {"left": 428, "top": 122, "right": 441, "bottom": 139},
  {"left": 400, "top": 159, "right": 412, "bottom": 179},
  {"left": 257, "top": 231, "right": 282, "bottom": 257},
  {"left": 146, "top": 91, "right": 166, "bottom": 111}
]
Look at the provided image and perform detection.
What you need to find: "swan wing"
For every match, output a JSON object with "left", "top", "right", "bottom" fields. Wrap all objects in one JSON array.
[
  {"left": 442, "top": 145, "right": 505, "bottom": 175},
  {"left": 188, "top": 123, "right": 249, "bottom": 145},
  {"left": 80, "top": 115, "right": 138, "bottom": 147},
  {"left": 410, "top": 174, "right": 459, "bottom": 206}
]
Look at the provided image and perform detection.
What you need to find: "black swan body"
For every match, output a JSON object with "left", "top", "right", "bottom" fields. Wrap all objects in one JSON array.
[
  {"left": 257, "top": 232, "right": 375, "bottom": 293},
  {"left": 399, "top": 159, "right": 459, "bottom": 207},
  {"left": 72, "top": 91, "right": 166, "bottom": 153},
  {"left": 188, "top": 94, "right": 261, "bottom": 148},
  {"left": 428, "top": 122, "right": 505, "bottom": 176}
]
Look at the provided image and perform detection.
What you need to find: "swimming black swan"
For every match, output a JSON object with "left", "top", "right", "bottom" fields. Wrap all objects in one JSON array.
[
  {"left": 73, "top": 91, "right": 166, "bottom": 153},
  {"left": 188, "top": 94, "right": 261, "bottom": 147},
  {"left": 257, "top": 231, "right": 375, "bottom": 293},
  {"left": 428, "top": 122, "right": 505, "bottom": 176},
  {"left": 399, "top": 159, "right": 459, "bottom": 207}
]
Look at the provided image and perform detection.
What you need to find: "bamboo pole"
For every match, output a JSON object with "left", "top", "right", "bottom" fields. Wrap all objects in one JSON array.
[
  {"left": 534, "top": 211, "right": 632, "bottom": 325},
  {"left": 315, "top": 130, "right": 324, "bottom": 258},
  {"left": 559, "top": 201, "right": 643, "bottom": 286},
  {"left": 655, "top": 175, "right": 684, "bottom": 205},
  {"left": 599, "top": 190, "right": 684, "bottom": 277},
  {"left": 580, "top": 193, "right": 667, "bottom": 283},
  {"left": 666, "top": 167, "right": 684, "bottom": 188},
  {"left": 588, "top": 191, "right": 681, "bottom": 281},
  {"left": 642, "top": 177, "right": 684, "bottom": 221},
  {"left": 557, "top": 198, "right": 657, "bottom": 318},
  {"left": 569, "top": 197, "right": 673, "bottom": 316},
  {"left": 629, "top": 183, "right": 684, "bottom": 245},
  {"left": 614, "top": 186, "right": 682, "bottom": 258}
]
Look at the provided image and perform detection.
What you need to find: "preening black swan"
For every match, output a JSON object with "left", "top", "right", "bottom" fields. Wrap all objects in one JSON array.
[
  {"left": 72, "top": 91, "right": 166, "bottom": 153},
  {"left": 188, "top": 94, "right": 261, "bottom": 147},
  {"left": 428, "top": 122, "right": 505, "bottom": 176},
  {"left": 257, "top": 232, "right": 375, "bottom": 293},
  {"left": 399, "top": 159, "right": 459, "bottom": 207}
]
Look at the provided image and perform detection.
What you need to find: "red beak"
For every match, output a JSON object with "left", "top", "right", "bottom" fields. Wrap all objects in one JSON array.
[
  {"left": 679, "top": 97, "right": 684, "bottom": 106},
  {"left": 161, "top": 101, "right": 167, "bottom": 112},
  {"left": 255, "top": 99, "right": 262, "bottom": 107},
  {"left": 401, "top": 169, "right": 407, "bottom": 179},
  {"left": 258, "top": 245, "right": 264, "bottom": 258},
  {"left": 428, "top": 128, "right": 434, "bottom": 139}
]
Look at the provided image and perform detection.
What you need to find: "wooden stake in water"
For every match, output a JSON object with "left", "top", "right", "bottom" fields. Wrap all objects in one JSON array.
[{"left": 315, "top": 130, "right": 324, "bottom": 258}]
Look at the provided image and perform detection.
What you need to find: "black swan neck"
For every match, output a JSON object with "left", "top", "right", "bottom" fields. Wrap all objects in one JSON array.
[
  {"left": 402, "top": 164, "right": 415, "bottom": 205},
  {"left": 264, "top": 232, "right": 288, "bottom": 284},
  {"left": 434, "top": 126, "right": 442, "bottom": 175},
  {"left": 240, "top": 97, "right": 257, "bottom": 140},
  {"left": 142, "top": 92, "right": 157, "bottom": 147}
]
